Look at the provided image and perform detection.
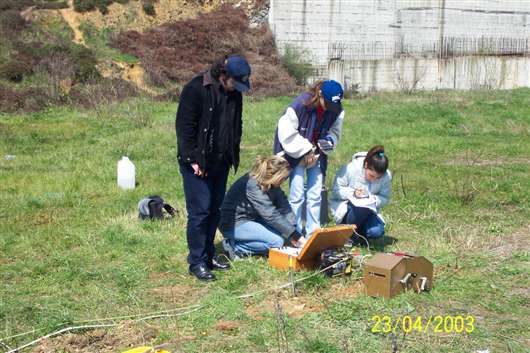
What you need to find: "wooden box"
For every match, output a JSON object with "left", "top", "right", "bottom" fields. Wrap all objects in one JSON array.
[
  {"left": 363, "top": 253, "right": 407, "bottom": 299},
  {"left": 363, "top": 253, "right": 433, "bottom": 299},
  {"left": 268, "top": 225, "right": 356, "bottom": 271}
]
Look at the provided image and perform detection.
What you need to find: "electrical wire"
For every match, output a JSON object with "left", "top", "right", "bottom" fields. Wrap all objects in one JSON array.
[{"left": 2, "top": 257, "right": 364, "bottom": 353}]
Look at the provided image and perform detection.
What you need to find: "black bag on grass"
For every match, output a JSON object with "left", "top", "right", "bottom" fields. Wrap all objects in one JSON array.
[{"left": 138, "top": 195, "right": 176, "bottom": 220}]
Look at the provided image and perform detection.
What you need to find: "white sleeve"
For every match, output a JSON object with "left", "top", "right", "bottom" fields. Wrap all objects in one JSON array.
[
  {"left": 277, "top": 107, "right": 314, "bottom": 158},
  {"left": 331, "top": 165, "right": 355, "bottom": 201},
  {"left": 326, "top": 110, "right": 344, "bottom": 149},
  {"left": 374, "top": 171, "right": 392, "bottom": 210}
]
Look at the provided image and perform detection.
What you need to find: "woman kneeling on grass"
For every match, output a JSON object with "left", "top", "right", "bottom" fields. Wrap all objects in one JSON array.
[
  {"left": 219, "top": 155, "right": 304, "bottom": 259},
  {"left": 330, "top": 145, "right": 392, "bottom": 240}
]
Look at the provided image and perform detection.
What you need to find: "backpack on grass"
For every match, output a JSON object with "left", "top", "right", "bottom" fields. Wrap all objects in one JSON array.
[{"left": 138, "top": 195, "right": 176, "bottom": 220}]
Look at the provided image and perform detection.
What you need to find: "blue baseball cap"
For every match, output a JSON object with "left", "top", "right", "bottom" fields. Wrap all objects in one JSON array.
[
  {"left": 320, "top": 80, "right": 343, "bottom": 113},
  {"left": 225, "top": 55, "right": 251, "bottom": 92}
]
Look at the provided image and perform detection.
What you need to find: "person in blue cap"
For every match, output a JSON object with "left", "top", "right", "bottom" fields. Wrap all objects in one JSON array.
[
  {"left": 176, "top": 55, "right": 251, "bottom": 281},
  {"left": 273, "top": 80, "right": 345, "bottom": 238}
]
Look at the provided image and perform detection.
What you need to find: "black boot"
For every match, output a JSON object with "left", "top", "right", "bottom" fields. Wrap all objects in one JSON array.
[
  {"left": 189, "top": 264, "right": 216, "bottom": 281},
  {"left": 208, "top": 256, "right": 231, "bottom": 271}
]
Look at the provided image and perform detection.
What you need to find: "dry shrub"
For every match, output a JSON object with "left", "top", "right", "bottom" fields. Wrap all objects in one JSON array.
[
  {"left": 0, "top": 0, "right": 67, "bottom": 11},
  {"left": 0, "top": 86, "right": 24, "bottom": 112},
  {"left": 0, "top": 9, "right": 28, "bottom": 36},
  {"left": 0, "top": 0, "right": 39, "bottom": 11},
  {"left": 70, "top": 78, "right": 138, "bottom": 109},
  {"left": 111, "top": 5, "right": 298, "bottom": 97},
  {"left": 9, "top": 38, "right": 100, "bottom": 83},
  {"left": 22, "top": 87, "right": 52, "bottom": 111},
  {"left": 36, "top": 52, "right": 76, "bottom": 101},
  {"left": 0, "top": 60, "right": 31, "bottom": 82},
  {"left": 74, "top": 0, "right": 130, "bottom": 14},
  {"left": 142, "top": 0, "right": 156, "bottom": 16},
  {"left": 0, "top": 85, "right": 50, "bottom": 113},
  {"left": 154, "top": 88, "right": 180, "bottom": 102}
]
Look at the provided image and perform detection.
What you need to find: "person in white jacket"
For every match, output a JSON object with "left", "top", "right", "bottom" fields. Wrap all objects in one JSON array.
[
  {"left": 330, "top": 145, "right": 392, "bottom": 239},
  {"left": 273, "top": 80, "right": 345, "bottom": 237}
]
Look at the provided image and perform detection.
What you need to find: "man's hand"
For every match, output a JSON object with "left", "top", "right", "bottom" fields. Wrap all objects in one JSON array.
[{"left": 191, "top": 163, "right": 206, "bottom": 177}]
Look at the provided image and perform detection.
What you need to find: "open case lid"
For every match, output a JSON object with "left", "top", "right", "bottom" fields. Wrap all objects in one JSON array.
[{"left": 297, "top": 225, "right": 356, "bottom": 262}]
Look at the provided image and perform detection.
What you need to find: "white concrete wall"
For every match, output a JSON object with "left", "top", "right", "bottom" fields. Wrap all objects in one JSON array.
[
  {"left": 336, "top": 56, "right": 530, "bottom": 91},
  {"left": 269, "top": 0, "right": 530, "bottom": 91}
]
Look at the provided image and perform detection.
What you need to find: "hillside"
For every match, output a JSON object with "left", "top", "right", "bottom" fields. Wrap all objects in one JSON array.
[{"left": 0, "top": 0, "right": 298, "bottom": 113}]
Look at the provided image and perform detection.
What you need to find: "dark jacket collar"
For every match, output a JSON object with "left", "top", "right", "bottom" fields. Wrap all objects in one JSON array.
[{"left": 203, "top": 70, "right": 216, "bottom": 87}]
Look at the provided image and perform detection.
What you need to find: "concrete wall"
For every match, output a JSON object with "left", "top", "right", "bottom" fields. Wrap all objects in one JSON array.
[{"left": 269, "top": 0, "right": 530, "bottom": 91}]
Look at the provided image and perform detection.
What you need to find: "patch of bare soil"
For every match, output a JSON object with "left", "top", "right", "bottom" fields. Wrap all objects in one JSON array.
[
  {"left": 245, "top": 277, "right": 364, "bottom": 319},
  {"left": 246, "top": 296, "right": 322, "bottom": 319},
  {"left": 488, "top": 224, "right": 530, "bottom": 259},
  {"left": 59, "top": 0, "right": 86, "bottom": 46},
  {"left": 214, "top": 320, "right": 242, "bottom": 331},
  {"left": 72, "top": 0, "right": 269, "bottom": 32},
  {"left": 97, "top": 60, "right": 159, "bottom": 95},
  {"left": 324, "top": 279, "right": 365, "bottom": 301},
  {"left": 74, "top": 0, "right": 208, "bottom": 32},
  {"left": 55, "top": 1, "right": 156, "bottom": 94},
  {"left": 31, "top": 322, "right": 157, "bottom": 353},
  {"left": 149, "top": 283, "right": 208, "bottom": 306}
]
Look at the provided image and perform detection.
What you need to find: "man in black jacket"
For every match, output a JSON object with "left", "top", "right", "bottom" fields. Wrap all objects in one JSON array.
[{"left": 176, "top": 55, "right": 251, "bottom": 281}]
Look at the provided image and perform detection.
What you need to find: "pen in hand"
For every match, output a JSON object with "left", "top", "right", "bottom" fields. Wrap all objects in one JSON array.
[{"left": 354, "top": 188, "right": 369, "bottom": 199}]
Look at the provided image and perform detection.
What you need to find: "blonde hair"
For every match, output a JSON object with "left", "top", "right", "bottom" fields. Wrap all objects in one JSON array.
[{"left": 250, "top": 155, "right": 291, "bottom": 191}]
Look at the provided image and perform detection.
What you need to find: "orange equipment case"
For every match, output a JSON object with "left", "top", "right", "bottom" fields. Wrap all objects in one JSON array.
[{"left": 268, "top": 225, "right": 356, "bottom": 271}]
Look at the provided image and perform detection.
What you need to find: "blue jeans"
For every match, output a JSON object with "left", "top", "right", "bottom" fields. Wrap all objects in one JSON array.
[
  {"left": 289, "top": 159, "right": 323, "bottom": 236},
  {"left": 340, "top": 203, "right": 385, "bottom": 239},
  {"left": 221, "top": 220, "right": 285, "bottom": 256},
  {"left": 179, "top": 162, "right": 229, "bottom": 268}
]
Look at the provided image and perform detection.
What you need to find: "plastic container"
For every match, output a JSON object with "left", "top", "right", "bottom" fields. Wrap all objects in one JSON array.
[{"left": 117, "top": 156, "right": 135, "bottom": 190}]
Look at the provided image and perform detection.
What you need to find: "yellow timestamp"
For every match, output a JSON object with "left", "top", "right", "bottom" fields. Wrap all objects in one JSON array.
[{"left": 370, "top": 315, "right": 475, "bottom": 334}]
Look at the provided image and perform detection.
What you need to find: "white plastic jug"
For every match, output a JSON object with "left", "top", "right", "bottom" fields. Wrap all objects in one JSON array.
[{"left": 117, "top": 156, "right": 135, "bottom": 190}]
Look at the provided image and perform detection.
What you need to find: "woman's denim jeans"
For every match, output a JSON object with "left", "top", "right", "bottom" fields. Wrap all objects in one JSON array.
[
  {"left": 289, "top": 160, "right": 323, "bottom": 236},
  {"left": 222, "top": 220, "right": 285, "bottom": 256}
]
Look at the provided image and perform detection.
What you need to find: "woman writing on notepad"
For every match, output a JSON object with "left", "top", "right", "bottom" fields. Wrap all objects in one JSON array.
[
  {"left": 219, "top": 156, "right": 304, "bottom": 259},
  {"left": 330, "top": 145, "right": 392, "bottom": 240}
]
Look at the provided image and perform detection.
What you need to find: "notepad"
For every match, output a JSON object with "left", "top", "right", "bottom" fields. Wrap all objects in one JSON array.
[{"left": 347, "top": 194, "right": 385, "bottom": 224}]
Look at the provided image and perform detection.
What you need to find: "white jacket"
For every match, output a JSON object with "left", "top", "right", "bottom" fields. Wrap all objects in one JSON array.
[
  {"left": 277, "top": 107, "right": 345, "bottom": 158},
  {"left": 330, "top": 152, "right": 392, "bottom": 223}
]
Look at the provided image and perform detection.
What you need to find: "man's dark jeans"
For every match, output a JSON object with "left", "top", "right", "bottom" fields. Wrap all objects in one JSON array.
[{"left": 179, "top": 162, "right": 229, "bottom": 269}]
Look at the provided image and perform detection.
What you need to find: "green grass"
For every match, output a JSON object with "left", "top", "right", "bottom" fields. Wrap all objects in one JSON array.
[
  {"left": 1, "top": 89, "right": 529, "bottom": 352},
  {"left": 80, "top": 22, "right": 139, "bottom": 65}
]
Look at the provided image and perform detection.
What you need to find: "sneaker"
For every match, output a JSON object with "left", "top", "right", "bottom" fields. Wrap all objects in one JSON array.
[{"left": 222, "top": 239, "right": 240, "bottom": 260}]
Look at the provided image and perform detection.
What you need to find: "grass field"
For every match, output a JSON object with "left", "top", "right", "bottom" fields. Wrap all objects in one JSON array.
[{"left": 1, "top": 89, "right": 529, "bottom": 353}]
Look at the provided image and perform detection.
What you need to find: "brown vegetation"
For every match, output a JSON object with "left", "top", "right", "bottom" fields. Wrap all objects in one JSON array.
[
  {"left": 0, "top": 86, "right": 51, "bottom": 112},
  {"left": 0, "top": 4, "right": 139, "bottom": 112},
  {"left": 111, "top": 5, "right": 297, "bottom": 97},
  {"left": 0, "top": 1, "right": 68, "bottom": 12}
]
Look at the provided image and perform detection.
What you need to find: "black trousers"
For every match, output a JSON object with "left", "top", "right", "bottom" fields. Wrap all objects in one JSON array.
[{"left": 179, "top": 161, "right": 229, "bottom": 268}]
